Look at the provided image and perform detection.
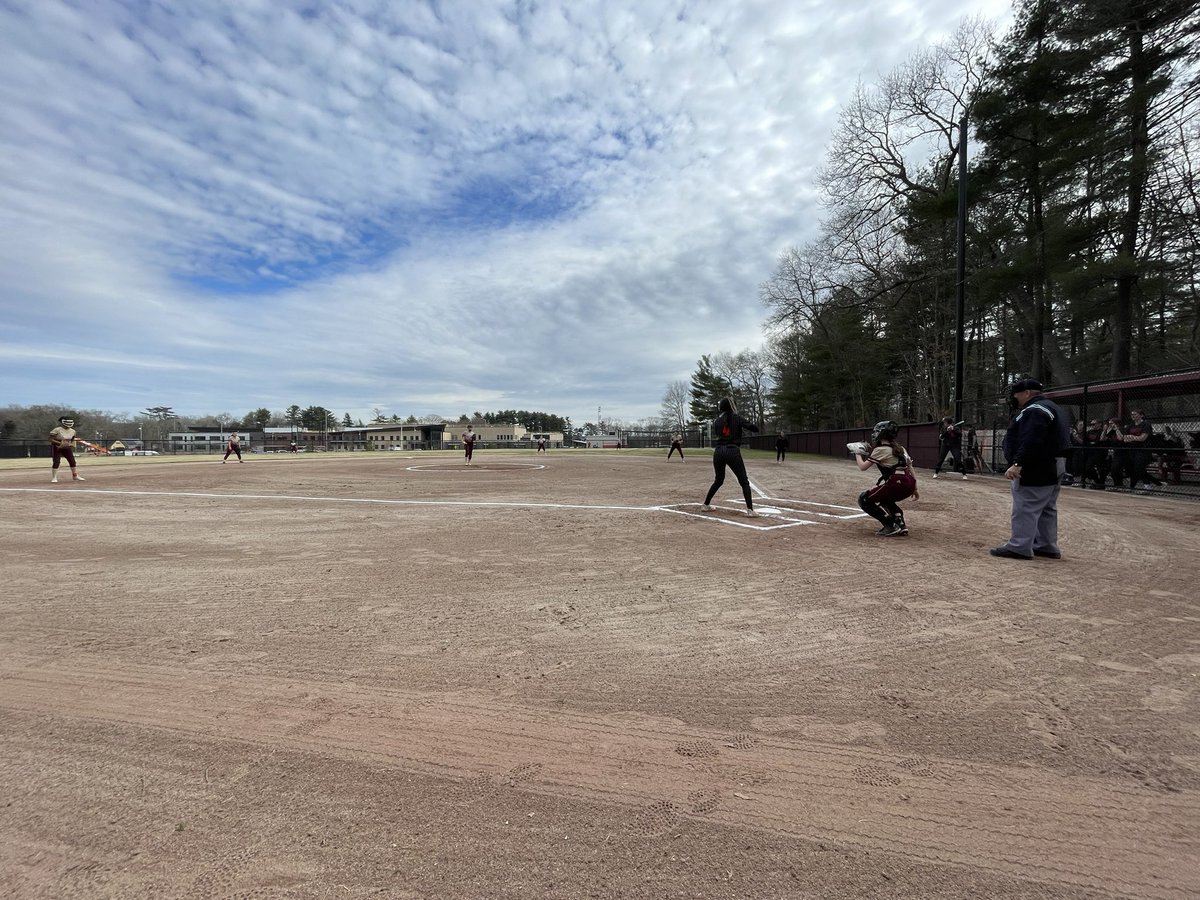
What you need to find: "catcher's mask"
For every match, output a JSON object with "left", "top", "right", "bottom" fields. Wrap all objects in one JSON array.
[
  {"left": 59, "top": 417, "right": 74, "bottom": 427},
  {"left": 870, "top": 420, "right": 899, "bottom": 444}
]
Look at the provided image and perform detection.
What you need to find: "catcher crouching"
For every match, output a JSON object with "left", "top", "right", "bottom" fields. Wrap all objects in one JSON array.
[{"left": 848, "top": 420, "right": 918, "bottom": 536}]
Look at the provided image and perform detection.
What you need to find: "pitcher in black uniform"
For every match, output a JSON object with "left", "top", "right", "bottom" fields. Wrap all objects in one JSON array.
[{"left": 701, "top": 398, "right": 760, "bottom": 516}]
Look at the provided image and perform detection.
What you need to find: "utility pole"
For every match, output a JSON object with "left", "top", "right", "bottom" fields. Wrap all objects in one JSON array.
[{"left": 953, "top": 113, "right": 968, "bottom": 424}]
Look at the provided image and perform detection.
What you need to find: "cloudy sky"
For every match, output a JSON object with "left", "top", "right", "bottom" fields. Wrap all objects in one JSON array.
[{"left": 1, "top": 0, "right": 1011, "bottom": 427}]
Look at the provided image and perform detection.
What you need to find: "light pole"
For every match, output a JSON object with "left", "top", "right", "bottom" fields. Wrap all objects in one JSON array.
[{"left": 137, "top": 425, "right": 142, "bottom": 450}]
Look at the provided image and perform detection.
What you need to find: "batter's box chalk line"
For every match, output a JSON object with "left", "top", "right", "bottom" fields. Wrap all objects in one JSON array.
[
  {"left": 661, "top": 502, "right": 818, "bottom": 529},
  {"left": 758, "top": 497, "right": 866, "bottom": 520},
  {"left": 661, "top": 490, "right": 869, "bottom": 529}
]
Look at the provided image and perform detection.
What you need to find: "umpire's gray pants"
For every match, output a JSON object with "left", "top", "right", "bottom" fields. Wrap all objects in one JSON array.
[{"left": 1003, "top": 480, "right": 1061, "bottom": 557}]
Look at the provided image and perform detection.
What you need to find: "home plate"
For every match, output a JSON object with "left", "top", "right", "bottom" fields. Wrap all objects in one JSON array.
[{"left": 756, "top": 506, "right": 783, "bottom": 515}]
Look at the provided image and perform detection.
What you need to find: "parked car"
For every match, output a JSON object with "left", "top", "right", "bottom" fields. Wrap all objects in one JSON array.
[{"left": 127, "top": 449, "right": 160, "bottom": 456}]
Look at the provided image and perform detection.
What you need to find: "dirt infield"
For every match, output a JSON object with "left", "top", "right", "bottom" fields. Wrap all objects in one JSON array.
[{"left": 1, "top": 450, "right": 1197, "bottom": 899}]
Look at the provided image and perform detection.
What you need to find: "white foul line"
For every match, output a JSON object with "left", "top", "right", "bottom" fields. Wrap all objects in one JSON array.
[
  {"left": 0, "top": 487, "right": 655, "bottom": 513},
  {"left": 0, "top": 486, "right": 861, "bottom": 529}
]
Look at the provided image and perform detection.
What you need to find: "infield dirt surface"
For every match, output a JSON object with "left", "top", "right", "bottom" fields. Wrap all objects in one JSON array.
[{"left": 1, "top": 449, "right": 1197, "bottom": 899}]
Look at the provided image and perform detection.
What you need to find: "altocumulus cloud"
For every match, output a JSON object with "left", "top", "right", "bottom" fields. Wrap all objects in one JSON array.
[{"left": 0, "top": 0, "right": 1011, "bottom": 424}]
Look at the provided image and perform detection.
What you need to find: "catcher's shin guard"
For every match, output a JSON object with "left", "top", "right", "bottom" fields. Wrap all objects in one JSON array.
[{"left": 857, "top": 489, "right": 889, "bottom": 526}]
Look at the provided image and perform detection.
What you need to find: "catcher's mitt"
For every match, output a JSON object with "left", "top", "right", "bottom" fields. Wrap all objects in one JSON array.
[{"left": 846, "top": 441, "right": 869, "bottom": 456}]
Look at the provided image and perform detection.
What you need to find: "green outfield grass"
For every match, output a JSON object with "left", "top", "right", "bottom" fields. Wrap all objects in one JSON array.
[{"left": 0, "top": 445, "right": 799, "bottom": 473}]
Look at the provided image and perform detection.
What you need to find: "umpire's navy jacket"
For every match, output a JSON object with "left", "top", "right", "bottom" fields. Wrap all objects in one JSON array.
[{"left": 1003, "top": 397, "right": 1072, "bottom": 487}]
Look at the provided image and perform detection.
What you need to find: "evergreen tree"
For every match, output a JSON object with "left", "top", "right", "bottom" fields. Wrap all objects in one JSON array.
[
  {"left": 972, "top": 0, "right": 1200, "bottom": 379},
  {"left": 688, "top": 355, "right": 733, "bottom": 422}
]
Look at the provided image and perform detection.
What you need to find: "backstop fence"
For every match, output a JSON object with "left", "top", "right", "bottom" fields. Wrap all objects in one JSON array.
[
  {"left": 751, "top": 367, "right": 1200, "bottom": 501},
  {"left": 616, "top": 427, "right": 711, "bottom": 450}
]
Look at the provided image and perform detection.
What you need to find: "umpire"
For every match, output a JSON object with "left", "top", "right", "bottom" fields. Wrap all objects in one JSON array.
[{"left": 991, "top": 378, "right": 1071, "bottom": 560}]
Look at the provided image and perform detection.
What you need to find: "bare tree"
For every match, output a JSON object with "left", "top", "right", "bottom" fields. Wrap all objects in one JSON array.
[
  {"left": 761, "top": 18, "right": 996, "bottom": 422},
  {"left": 659, "top": 380, "right": 690, "bottom": 430},
  {"left": 732, "top": 350, "right": 773, "bottom": 427},
  {"left": 704, "top": 350, "right": 774, "bottom": 426}
]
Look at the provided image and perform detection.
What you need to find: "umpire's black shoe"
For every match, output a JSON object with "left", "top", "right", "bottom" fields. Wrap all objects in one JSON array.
[
  {"left": 990, "top": 547, "right": 1033, "bottom": 560},
  {"left": 1033, "top": 549, "right": 1062, "bottom": 559}
]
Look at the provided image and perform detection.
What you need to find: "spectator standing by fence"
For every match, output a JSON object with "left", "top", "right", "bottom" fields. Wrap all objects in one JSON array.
[
  {"left": 1157, "top": 426, "right": 1186, "bottom": 485},
  {"left": 1101, "top": 419, "right": 1125, "bottom": 488},
  {"left": 1121, "top": 410, "right": 1162, "bottom": 493},
  {"left": 1080, "top": 420, "right": 1109, "bottom": 489},
  {"left": 1065, "top": 420, "right": 1086, "bottom": 485}
]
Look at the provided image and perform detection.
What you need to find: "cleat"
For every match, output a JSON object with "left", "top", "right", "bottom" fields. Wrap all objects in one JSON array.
[
  {"left": 1033, "top": 549, "right": 1062, "bottom": 559},
  {"left": 73, "top": 475, "right": 84, "bottom": 481},
  {"left": 745, "top": 509, "right": 760, "bottom": 517},
  {"left": 51, "top": 475, "right": 58, "bottom": 483},
  {"left": 932, "top": 472, "right": 939, "bottom": 479},
  {"left": 962, "top": 474, "right": 968, "bottom": 480},
  {"left": 701, "top": 504, "right": 714, "bottom": 511}
]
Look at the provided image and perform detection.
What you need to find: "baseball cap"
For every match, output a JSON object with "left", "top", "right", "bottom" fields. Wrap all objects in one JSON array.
[{"left": 1009, "top": 377, "right": 1043, "bottom": 394}]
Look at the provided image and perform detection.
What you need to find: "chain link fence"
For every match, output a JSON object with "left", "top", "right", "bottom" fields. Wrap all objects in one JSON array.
[
  {"left": 616, "top": 427, "right": 711, "bottom": 449},
  {"left": 752, "top": 367, "right": 1200, "bottom": 501},
  {"left": 957, "top": 368, "right": 1200, "bottom": 499}
]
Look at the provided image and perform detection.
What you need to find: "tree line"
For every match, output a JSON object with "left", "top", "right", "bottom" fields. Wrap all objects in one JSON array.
[
  {"left": 0, "top": 404, "right": 577, "bottom": 443},
  {"left": 664, "top": 2, "right": 1199, "bottom": 431}
]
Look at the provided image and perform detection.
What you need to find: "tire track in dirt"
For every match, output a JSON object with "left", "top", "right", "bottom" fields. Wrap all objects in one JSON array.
[{"left": 2, "top": 662, "right": 1195, "bottom": 899}]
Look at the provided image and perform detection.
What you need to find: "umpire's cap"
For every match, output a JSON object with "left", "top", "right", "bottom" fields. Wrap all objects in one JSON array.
[{"left": 1009, "top": 377, "right": 1043, "bottom": 394}]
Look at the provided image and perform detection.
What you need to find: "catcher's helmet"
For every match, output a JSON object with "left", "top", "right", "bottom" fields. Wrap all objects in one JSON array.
[
  {"left": 870, "top": 420, "right": 900, "bottom": 444},
  {"left": 59, "top": 416, "right": 74, "bottom": 427}
]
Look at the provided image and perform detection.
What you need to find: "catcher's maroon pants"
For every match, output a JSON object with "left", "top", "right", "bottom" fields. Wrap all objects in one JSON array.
[{"left": 858, "top": 469, "right": 916, "bottom": 526}]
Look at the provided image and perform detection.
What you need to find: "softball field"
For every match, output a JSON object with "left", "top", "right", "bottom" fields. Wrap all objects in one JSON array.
[{"left": 1, "top": 449, "right": 1197, "bottom": 899}]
